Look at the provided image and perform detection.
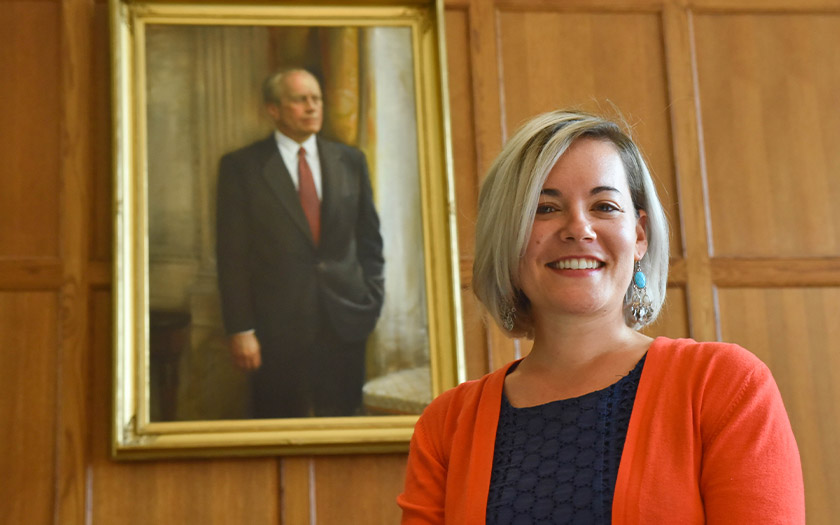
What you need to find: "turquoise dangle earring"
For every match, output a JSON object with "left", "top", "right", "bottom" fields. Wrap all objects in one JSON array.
[{"left": 630, "top": 260, "right": 653, "bottom": 325}]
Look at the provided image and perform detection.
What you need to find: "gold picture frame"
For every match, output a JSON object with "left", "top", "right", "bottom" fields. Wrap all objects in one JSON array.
[{"left": 111, "top": 0, "right": 462, "bottom": 458}]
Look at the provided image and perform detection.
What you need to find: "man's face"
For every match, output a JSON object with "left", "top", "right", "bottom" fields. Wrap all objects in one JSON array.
[{"left": 267, "top": 71, "right": 323, "bottom": 143}]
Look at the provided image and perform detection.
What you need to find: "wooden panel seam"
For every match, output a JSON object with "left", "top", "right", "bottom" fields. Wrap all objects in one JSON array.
[
  {"left": 662, "top": 4, "right": 717, "bottom": 341},
  {"left": 468, "top": 0, "right": 503, "bottom": 175},
  {"left": 712, "top": 258, "right": 840, "bottom": 287},
  {"left": 493, "top": 0, "right": 665, "bottom": 13},
  {"left": 56, "top": 0, "right": 94, "bottom": 522},
  {"left": 281, "top": 458, "right": 313, "bottom": 525},
  {"left": 0, "top": 259, "right": 113, "bottom": 289},
  {"left": 687, "top": 0, "right": 840, "bottom": 13}
]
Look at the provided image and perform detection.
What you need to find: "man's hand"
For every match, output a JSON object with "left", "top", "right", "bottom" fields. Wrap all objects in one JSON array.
[{"left": 228, "top": 332, "right": 262, "bottom": 370}]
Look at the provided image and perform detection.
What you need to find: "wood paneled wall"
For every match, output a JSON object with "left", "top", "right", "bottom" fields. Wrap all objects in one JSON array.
[{"left": 2, "top": 0, "right": 838, "bottom": 523}]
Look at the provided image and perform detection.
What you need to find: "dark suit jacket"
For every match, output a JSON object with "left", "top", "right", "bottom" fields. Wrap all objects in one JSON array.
[{"left": 216, "top": 135, "right": 384, "bottom": 346}]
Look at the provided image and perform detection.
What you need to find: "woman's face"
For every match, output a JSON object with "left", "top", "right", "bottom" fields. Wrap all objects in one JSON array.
[{"left": 518, "top": 138, "right": 648, "bottom": 324}]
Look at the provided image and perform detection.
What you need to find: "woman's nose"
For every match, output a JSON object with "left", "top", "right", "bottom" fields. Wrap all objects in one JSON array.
[{"left": 561, "top": 209, "right": 595, "bottom": 241}]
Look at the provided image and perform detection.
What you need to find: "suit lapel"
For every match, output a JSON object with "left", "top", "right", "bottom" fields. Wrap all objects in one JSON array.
[
  {"left": 318, "top": 137, "right": 344, "bottom": 241},
  {"left": 259, "top": 138, "right": 314, "bottom": 243}
]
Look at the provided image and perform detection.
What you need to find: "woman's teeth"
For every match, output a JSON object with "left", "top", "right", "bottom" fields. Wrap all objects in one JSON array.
[{"left": 549, "top": 258, "right": 602, "bottom": 270}]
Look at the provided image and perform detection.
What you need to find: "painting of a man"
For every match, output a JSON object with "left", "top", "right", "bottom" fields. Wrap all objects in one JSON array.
[{"left": 215, "top": 68, "right": 385, "bottom": 418}]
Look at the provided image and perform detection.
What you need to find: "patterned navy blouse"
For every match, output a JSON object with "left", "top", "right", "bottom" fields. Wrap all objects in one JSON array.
[{"left": 486, "top": 355, "right": 646, "bottom": 525}]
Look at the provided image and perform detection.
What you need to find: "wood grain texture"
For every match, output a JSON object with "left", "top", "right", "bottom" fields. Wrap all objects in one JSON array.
[
  {"left": 464, "top": 0, "right": 504, "bottom": 175},
  {"left": 56, "top": 0, "right": 95, "bottom": 521},
  {"left": 642, "top": 285, "right": 690, "bottom": 340},
  {"left": 282, "top": 458, "right": 313, "bottom": 525},
  {"left": 88, "top": 259, "right": 111, "bottom": 287},
  {"left": 495, "top": 0, "right": 663, "bottom": 10},
  {"left": 495, "top": 0, "right": 840, "bottom": 10},
  {"left": 0, "top": 259, "right": 63, "bottom": 290},
  {"left": 0, "top": 2, "right": 61, "bottom": 258},
  {"left": 90, "top": 1, "right": 113, "bottom": 262},
  {"left": 445, "top": 6, "right": 489, "bottom": 379},
  {"left": 694, "top": 12, "right": 840, "bottom": 258},
  {"left": 312, "top": 454, "right": 407, "bottom": 524},
  {"left": 712, "top": 258, "right": 840, "bottom": 286},
  {"left": 0, "top": 292, "right": 58, "bottom": 525},
  {"left": 663, "top": 6, "right": 717, "bottom": 341},
  {"left": 718, "top": 287, "right": 840, "bottom": 524},
  {"left": 88, "top": 291, "right": 281, "bottom": 524},
  {"left": 91, "top": 456, "right": 282, "bottom": 524},
  {"left": 445, "top": 7, "right": 478, "bottom": 262},
  {"left": 690, "top": 0, "right": 840, "bottom": 10},
  {"left": 667, "top": 258, "right": 686, "bottom": 284}
]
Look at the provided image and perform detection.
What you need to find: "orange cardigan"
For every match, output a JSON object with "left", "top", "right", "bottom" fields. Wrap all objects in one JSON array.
[{"left": 398, "top": 337, "right": 804, "bottom": 524}]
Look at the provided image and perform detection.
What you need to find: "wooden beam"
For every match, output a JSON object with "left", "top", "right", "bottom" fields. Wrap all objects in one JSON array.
[{"left": 713, "top": 258, "right": 840, "bottom": 287}]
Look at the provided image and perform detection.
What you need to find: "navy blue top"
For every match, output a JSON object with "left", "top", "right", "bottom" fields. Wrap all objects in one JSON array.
[{"left": 486, "top": 355, "right": 646, "bottom": 525}]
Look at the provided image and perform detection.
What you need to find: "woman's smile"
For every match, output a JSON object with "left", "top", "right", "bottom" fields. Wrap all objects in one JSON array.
[{"left": 546, "top": 257, "right": 605, "bottom": 270}]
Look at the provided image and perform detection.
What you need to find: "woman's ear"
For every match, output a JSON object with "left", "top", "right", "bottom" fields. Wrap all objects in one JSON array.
[{"left": 635, "top": 210, "right": 649, "bottom": 260}]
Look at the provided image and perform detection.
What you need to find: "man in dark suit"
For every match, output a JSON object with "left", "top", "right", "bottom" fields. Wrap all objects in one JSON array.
[{"left": 216, "top": 68, "right": 384, "bottom": 418}]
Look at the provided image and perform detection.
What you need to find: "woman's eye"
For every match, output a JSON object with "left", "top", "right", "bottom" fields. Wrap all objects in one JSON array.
[
  {"left": 594, "top": 202, "right": 621, "bottom": 213},
  {"left": 536, "top": 203, "right": 559, "bottom": 214}
]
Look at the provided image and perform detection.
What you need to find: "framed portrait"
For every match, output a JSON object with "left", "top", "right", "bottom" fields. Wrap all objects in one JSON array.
[{"left": 110, "top": 0, "right": 462, "bottom": 458}]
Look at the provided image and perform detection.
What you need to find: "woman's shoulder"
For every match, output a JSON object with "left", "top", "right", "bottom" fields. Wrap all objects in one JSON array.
[
  {"left": 650, "top": 336, "right": 765, "bottom": 371},
  {"left": 647, "top": 336, "right": 774, "bottom": 394}
]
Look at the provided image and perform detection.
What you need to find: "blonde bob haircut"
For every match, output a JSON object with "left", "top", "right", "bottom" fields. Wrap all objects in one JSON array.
[{"left": 472, "top": 110, "right": 669, "bottom": 336}]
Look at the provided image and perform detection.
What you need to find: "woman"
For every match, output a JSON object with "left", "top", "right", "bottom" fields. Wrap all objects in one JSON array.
[{"left": 398, "top": 111, "right": 804, "bottom": 524}]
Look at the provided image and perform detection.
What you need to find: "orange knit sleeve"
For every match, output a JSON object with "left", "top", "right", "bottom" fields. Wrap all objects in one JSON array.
[
  {"left": 700, "top": 360, "right": 805, "bottom": 523},
  {"left": 398, "top": 390, "right": 453, "bottom": 524}
]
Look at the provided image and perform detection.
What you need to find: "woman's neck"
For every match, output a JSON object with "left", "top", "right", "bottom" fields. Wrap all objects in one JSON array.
[
  {"left": 504, "top": 311, "right": 652, "bottom": 406},
  {"left": 527, "top": 310, "right": 645, "bottom": 368}
]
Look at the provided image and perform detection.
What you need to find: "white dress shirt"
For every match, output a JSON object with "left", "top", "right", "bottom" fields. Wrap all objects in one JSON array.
[{"left": 274, "top": 131, "right": 323, "bottom": 200}]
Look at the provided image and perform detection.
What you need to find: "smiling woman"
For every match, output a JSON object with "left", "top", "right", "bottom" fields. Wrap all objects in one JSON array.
[
  {"left": 398, "top": 110, "right": 805, "bottom": 524},
  {"left": 472, "top": 112, "right": 669, "bottom": 340},
  {"left": 518, "top": 138, "right": 648, "bottom": 331}
]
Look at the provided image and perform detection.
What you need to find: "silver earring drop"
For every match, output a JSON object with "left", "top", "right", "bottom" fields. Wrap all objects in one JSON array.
[
  {"left": 630, "top": 260, "right": 653, "bottom": 325},
  {"left": 502, "top": 303, "right": 516, "bottom": 332}
]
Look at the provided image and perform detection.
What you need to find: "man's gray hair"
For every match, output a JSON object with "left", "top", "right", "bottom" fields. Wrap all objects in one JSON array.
[{"left": 262, "top": 67, "right": 318, "bottom": 104}]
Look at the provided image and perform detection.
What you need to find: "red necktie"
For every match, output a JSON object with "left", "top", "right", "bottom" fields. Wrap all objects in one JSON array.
[{"left": 297, "top": 147, "right": 320, "bottom": 244}]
